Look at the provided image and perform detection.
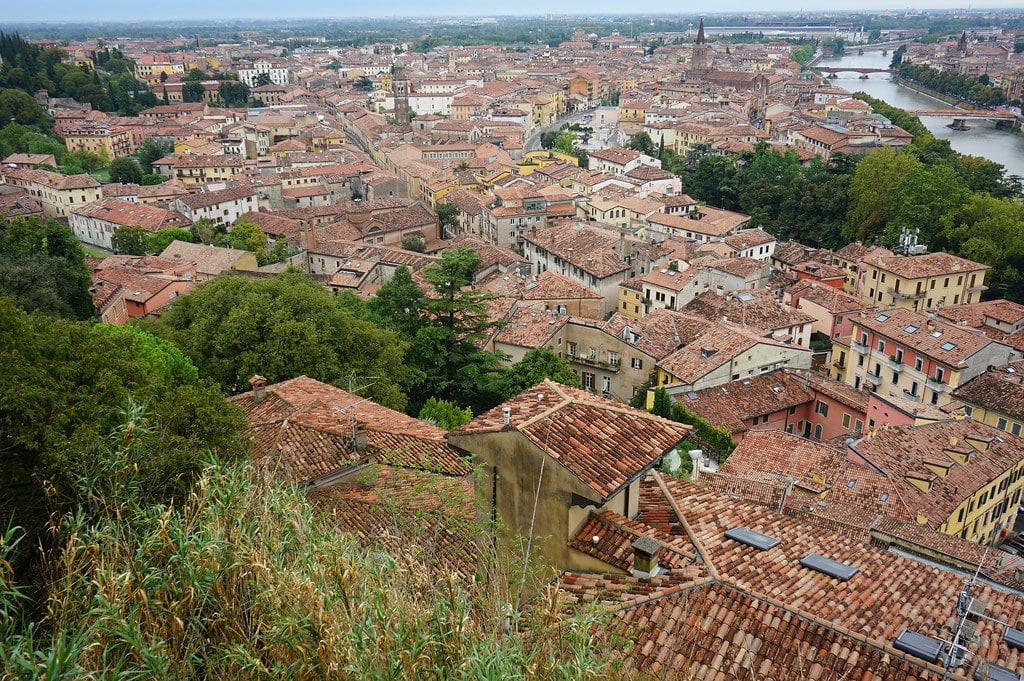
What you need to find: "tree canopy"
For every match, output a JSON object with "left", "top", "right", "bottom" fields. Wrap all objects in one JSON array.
[
  {"left": 0, "top": 216, "right": 94, "bottom": 320},
  {"left": 0, "top": 299, "right": 247, "bottom": 576},
  {"left": 148, "top": 271, "right": 409, "bottom": 410}
]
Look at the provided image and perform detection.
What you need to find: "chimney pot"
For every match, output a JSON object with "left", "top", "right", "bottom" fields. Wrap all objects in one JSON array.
[
  {"left": 502, "top": 406, "right": 512, "bottom": 427},
  {"left": 249, "top": 374, "right": 267, "bottom": 403}
]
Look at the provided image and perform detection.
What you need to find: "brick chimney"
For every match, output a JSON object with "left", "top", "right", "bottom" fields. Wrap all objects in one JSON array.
[{"left": 249, "top": 374, "right": 267, "bottom": 403}]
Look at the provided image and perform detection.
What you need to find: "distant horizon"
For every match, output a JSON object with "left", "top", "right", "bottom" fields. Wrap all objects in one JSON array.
[{"left": 6, "top": 4, "right": 1024, "bottom": 25}]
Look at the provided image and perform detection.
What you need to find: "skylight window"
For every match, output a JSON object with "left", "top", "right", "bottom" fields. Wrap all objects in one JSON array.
[
  {"left": 893, "top": 629, "right": 944, "bottom": 664},
  {"left": 1004, "top": 627, "right": 1024, "bottom": 651},
  {"left": 800, "top": 553, "right": 859, "bottom": 581},
  {"left": 724, "top": 527, "right": 780, "bottom": 551},
  {"left": 875, "top": 313, "right": 890, "bottom": 322},
  {"left": 931, "top": 331, "right": 943, "bottom": 338},
  {"left": 941, "top": 342, "right": 957, "bottom": 351},
  {"left": 904, "top": 325, "right": 919, "bottom": 333}
]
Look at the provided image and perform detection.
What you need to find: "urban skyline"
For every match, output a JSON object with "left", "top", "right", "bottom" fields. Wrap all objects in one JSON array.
[{"left": 8, "top": 1, "right": 1024, "bottom": 23}]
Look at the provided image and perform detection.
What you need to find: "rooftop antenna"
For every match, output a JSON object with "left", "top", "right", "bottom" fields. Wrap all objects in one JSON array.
[{"left": 330, "top": 374, "right": 379, "bottom": 453}]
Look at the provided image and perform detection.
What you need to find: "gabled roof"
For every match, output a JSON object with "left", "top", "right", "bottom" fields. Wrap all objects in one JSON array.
[
  {"left": 231, "top": 376, "right": 470, "bottom": 484},
  {"left": 560, "top": 471, "right": 1024, "bottom": 680},
  {"left": 449, "top": 379, "right": 690, "bottom": 500},
  {"left": 953, "top": 360, "right": 1024, "bottom": 424}
]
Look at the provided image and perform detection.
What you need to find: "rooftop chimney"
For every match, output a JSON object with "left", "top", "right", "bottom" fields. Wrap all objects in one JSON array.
[
  {"left": 502, "top": 406, "right": 512, "bottom": 428},
  {"left": 631, "top": 536, "right": 662, "bottom": 578},
  {"left": 249, "top": 374, "right": 267, "bottom": 403}
]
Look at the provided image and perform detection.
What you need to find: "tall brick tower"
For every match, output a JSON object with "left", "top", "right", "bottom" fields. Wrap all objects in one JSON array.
[
  {"left": 392, "top": 64, "right": 411, "bottom": 125},
  {"left": 691, "top": 18, "right": 709, "bottom": 77}
]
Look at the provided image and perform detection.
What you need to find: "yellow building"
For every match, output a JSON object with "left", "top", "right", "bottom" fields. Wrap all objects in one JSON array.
[
  {"left": 851, "top": 419, "right": 1024, "bottom": 544},
  {"left": 63, "top": 124, "right": 133, "bottom": 161},
  {"left": 953, "top": 361, "right": 1024, "bottom": 437},
  {"left": 854, "top": 251, "right": 989, "bottom": 312},
  {"left": 0, "top": 167, "right": 102, "bottom": 219}
]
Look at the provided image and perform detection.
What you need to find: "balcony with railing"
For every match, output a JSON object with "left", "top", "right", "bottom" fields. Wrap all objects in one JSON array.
[
  {"left": 865, "top": 369, "right": 882, "bottom": 383},
  {"left": 851, "top": 341, "right": 868, "bottom": 354},
  {"left": 926, "top": 376, "right": 947, "bottom": 392},
  {"left": 569, "top": 354, "right": 620, "bottom": 373},
  {"left": 903, "top": 390, "right": 921, "bottom": 402},
  {"left": 887, "top": 356, "right": 904, "bottom": 372},
  {"left": 888, "top": 286, "right": 925, "bottom": 301}
]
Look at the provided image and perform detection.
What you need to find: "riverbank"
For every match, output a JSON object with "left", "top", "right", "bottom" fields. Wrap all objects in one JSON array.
[{"left": 893, "top": 77, "right": 977, "bottom": 109}]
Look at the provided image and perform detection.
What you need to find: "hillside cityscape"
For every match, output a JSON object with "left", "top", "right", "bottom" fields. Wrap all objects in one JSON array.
[{"left": 4, "top": 9, "right": 1024, "bottom": 679}]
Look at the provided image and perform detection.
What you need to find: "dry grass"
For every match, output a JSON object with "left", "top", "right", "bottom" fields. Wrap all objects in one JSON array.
[{"left": 0, "top": 413, "right": 612, "bottom": 680}]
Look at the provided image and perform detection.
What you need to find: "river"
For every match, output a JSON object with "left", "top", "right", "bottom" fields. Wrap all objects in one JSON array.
[{"left": 816, "top": 51, "right": 1024, "bottom": 178}]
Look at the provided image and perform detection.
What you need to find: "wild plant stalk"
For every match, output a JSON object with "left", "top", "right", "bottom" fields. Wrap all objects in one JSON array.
[{"left": 1, "top": 408, "right": 613, "bottom": 680}]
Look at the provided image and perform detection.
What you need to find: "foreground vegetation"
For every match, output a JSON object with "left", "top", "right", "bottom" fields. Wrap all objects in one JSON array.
[{"left": 0, "top": 433, "right": 612, "bottom": 679}]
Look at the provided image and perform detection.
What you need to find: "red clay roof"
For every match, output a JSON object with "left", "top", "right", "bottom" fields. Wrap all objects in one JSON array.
[{"left": 449, "top": 379, "right": 691, "bottom": 500}]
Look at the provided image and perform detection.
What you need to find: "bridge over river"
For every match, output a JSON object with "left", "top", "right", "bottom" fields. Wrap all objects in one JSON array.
[
  {"left": 810, "top": 67, "right": 896, "bottom": 76},
  {"left": 904, "top": 109, "right": 1018, "bottom": 121}
]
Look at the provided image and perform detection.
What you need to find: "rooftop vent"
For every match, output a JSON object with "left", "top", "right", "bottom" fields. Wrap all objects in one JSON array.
[
  {"left": 800, "top": 553, "right": 858, "bottom": 581},
  {"left": 893, "top": 629, "right": 943, "bottom": 664},
  {"left": 724, "top": 527, "right": 779, "bottom": 551}
]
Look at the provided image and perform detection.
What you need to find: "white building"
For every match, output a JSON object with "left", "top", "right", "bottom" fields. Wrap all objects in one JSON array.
[{"left": 238, "top": 61, "right": 290, "bottom": 87}]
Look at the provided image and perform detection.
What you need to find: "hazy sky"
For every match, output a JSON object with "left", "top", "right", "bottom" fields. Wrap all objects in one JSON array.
[{"left": 6, "top": 0, "right": 1024, "bottom": 23}]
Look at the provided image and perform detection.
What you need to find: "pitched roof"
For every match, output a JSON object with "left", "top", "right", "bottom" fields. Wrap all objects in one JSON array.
[
  {"left": 855, "top": 308, "right": 1010, "bottom": 368},
  {"left": 230, "top": 376, "right": 470, "bottom": 483},
  {"left": 851, "top": 419, "right": 1024, "bottom": 529},
  {"left": 953, "top": 360, "right": 1024, "bottom": 423},
  {"left": 560, "top": 472, "right": 1024, "bottom": 680},
  {"left": 449, "top": 379, "right": 690, "bottom": 500},
  {"left": 678, "top": 371, "right": 815, "bottom": 434}
]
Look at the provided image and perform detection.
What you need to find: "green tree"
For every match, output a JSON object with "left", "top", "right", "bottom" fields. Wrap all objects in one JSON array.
[
  {"left": 136, "top": 138, "right": 173, "bottom": 174},
  {"left": 218, "top": 79, "right": 251, "bottom": 107},
  {"left": 61, "top": 149, "right": 104, "bottom": 174},
  {"left": 182, "top": 81, "right": 206, "bottom": 103},
  {"left": 367, "top": 265, "right": 426, "bottom": 338},
  {"left": 146, "top": 227, "right": 195, "bottom": 255},
  {"left": 842, "top": 147, "right": 921, "bottom": 243},
  {"left": 418, "top": 396, "right": 473, "bottom": 430},
  {"left": 497, "top": 347, "right": 580, "bottom": 399},
  {"left": 539, "top": 130, "right": 559, "bottom": 150},
  {"left": 190, "top": 216, "right": 218, "bottom": 244},
  {"left": 553, "top": 131, "right": 576, "bottom": 155},
  {"left": 254, "top": 72, "right": 272, "bottom": 88},
  {"left": 218, "top": 218, "right": 267, "bottom": 254},
  {"left": 406, "top": 247, "right": 507, "bottom": 414},
  {"left": 151, "top": 271, "right": 409, "bottom": 409},
  {"left": 626, "top": 131, "right": 656, "bottom": 156},
  {"left": 402, "top": 233, "right": 426, "bottom": 252},
  {"left": 108, "top": 156, "right": 143, "bottom": 185},
  {"left": 111, "top": 225, "right": 149, "bottom": 255},
  {"left": 0, "top": 299, "right": 247, "bottom": 578},
  {"left": 353, "top": 75, "right": 373, "bottom": 91},
  {"left": 0, "top": 88, "right": 51, "bottom": 127},
  {"left": 887, "top": 163, "right": 969, "bottom": 246},
  {"left": 436, "top": 201, "right": 461, "bottom": 236},
  {"left": 0, "top": 216, "right": 94, "bottom": 320},
  {"left": 650, "top": 387, "right": 673, "bottom": 418}
]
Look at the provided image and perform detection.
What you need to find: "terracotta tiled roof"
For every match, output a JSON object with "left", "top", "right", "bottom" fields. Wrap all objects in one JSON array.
[
  {"left": 954, "top": 361, "right": 1024, "bottom": 423},
  {"left": 561, "top": 472, "right": 1024, "bottom": 680},
  {"left": 682, "top": 289, "right": 814, "bottom": 334},
  {"left": 856, "top": 308, "right": 1009, "bottom": 368},
  {"left": 231, "top": 376, "right": 470, "bottom": 484},
  {"left": 449, "top": 379, "right": 690, "bottom": 500},
  {"left": 863, "top": 251, "right": 989, "bottom": 279},
  {"left": 678, "top": 371, "right": 814, "bottom": 434},
  {"left": 852, "top": 419, "right": 1024, "bottom": 529}
]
